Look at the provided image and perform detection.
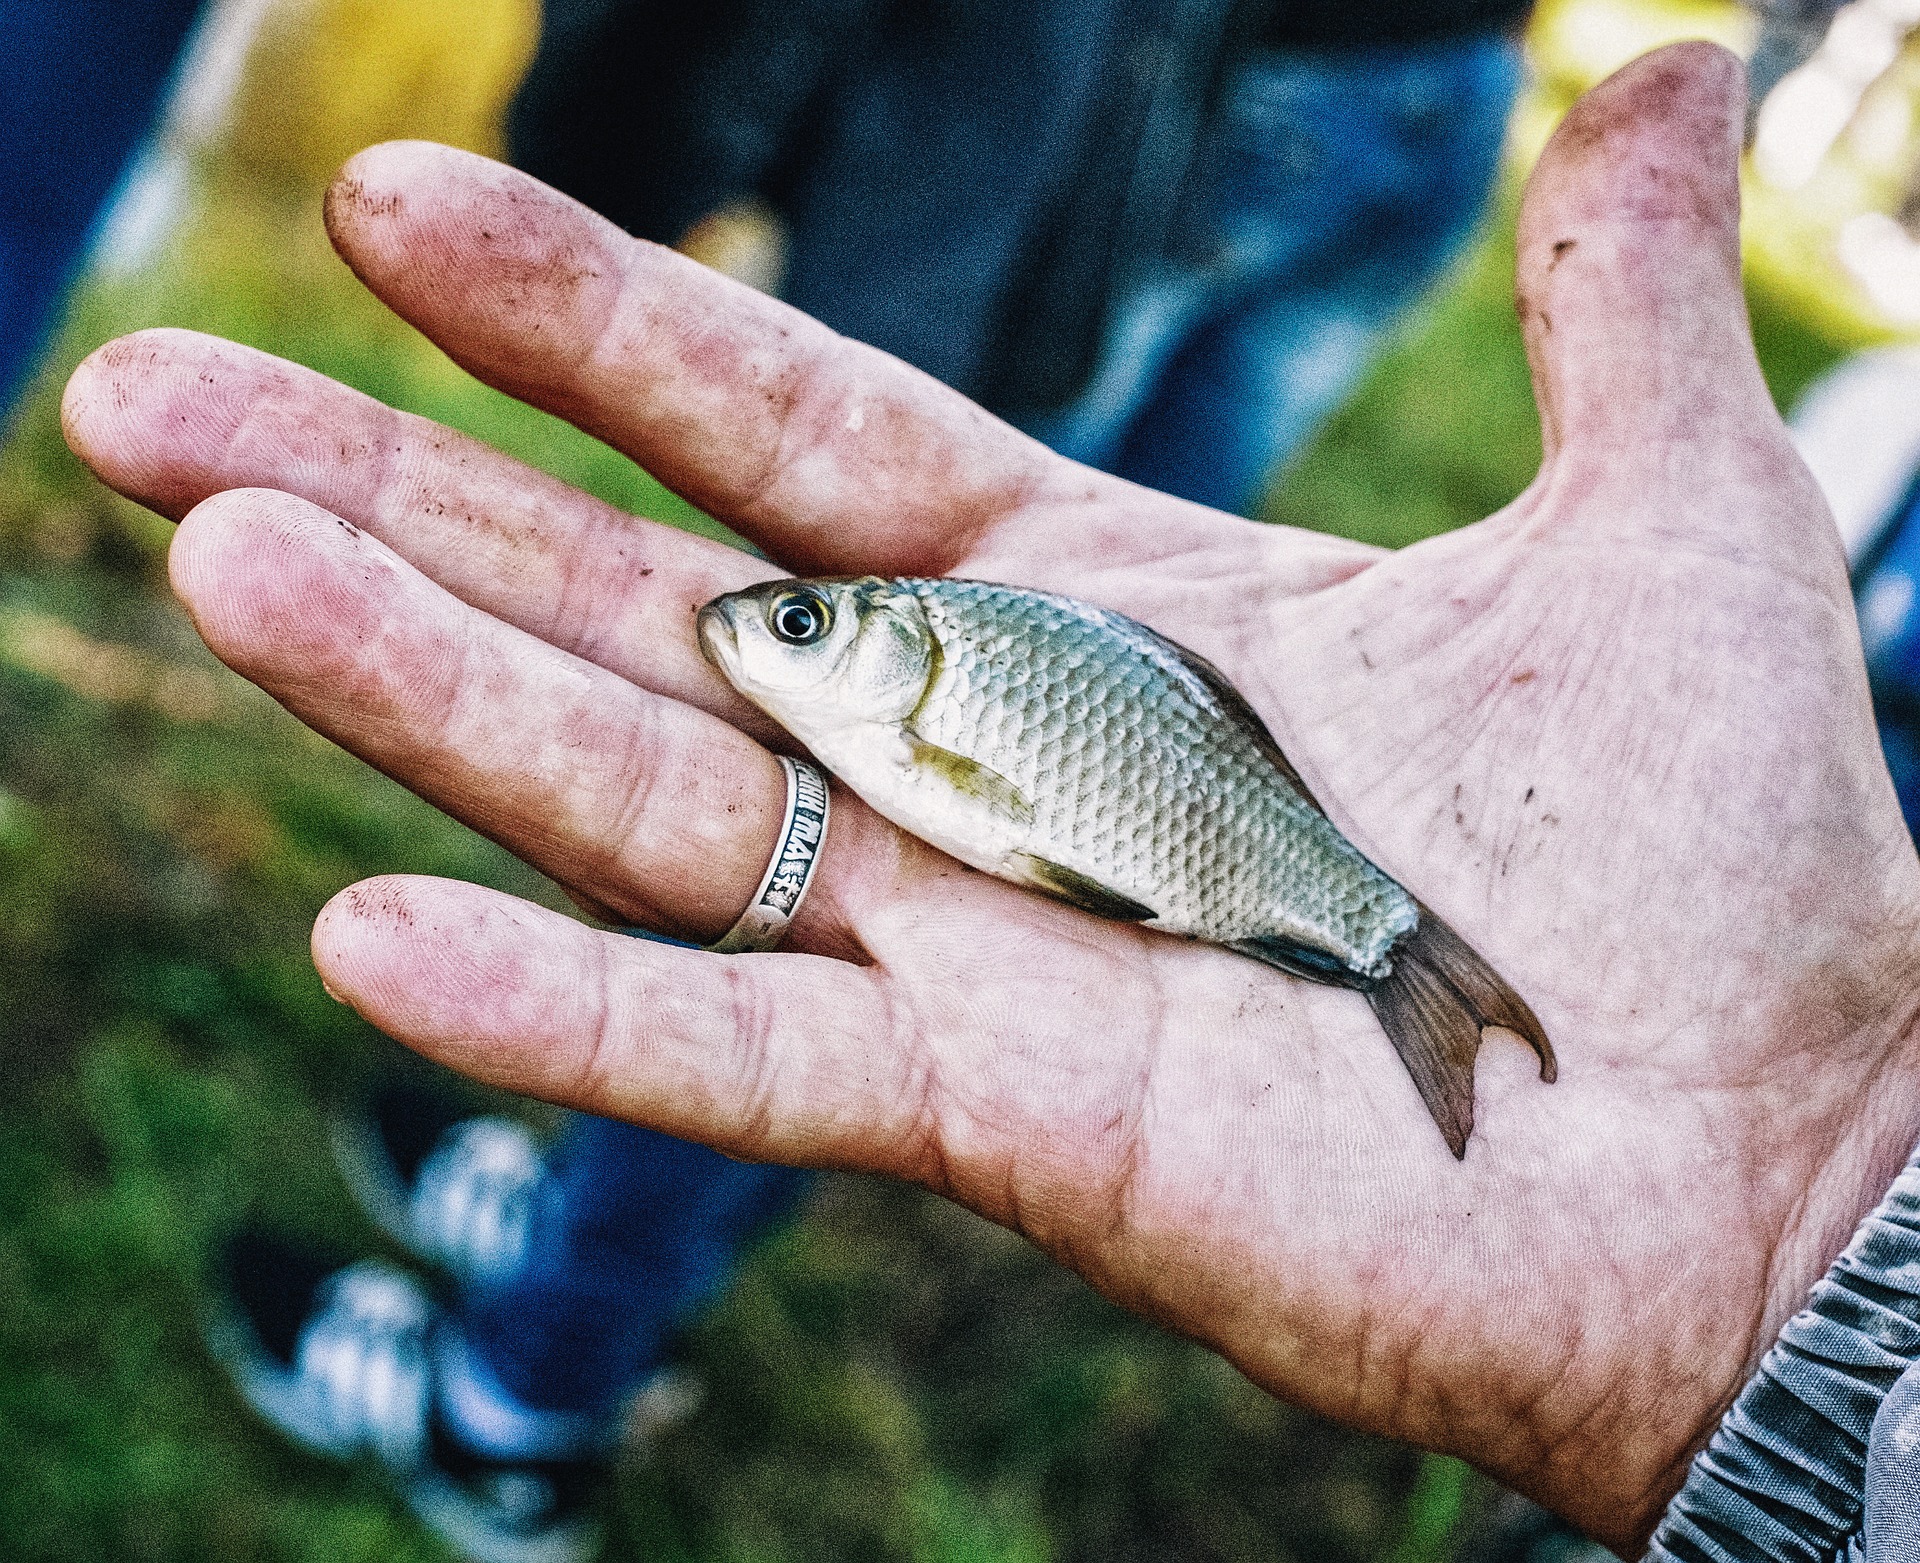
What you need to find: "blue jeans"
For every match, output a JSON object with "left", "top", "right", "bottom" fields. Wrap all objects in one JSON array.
[
  {"left": 1037, "top": 35, "right": 1522, "bottom": 515},
  {"left": 0, "top": 0, "right": 203, "bottom": 414},
  {"left": 458, "top": 1113, "right": 812, "bottom": 1430}
]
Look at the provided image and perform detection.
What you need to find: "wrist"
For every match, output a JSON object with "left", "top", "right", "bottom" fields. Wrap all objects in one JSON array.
[{"left": 1613, "top": 994, "right": 1920, "bottom": 1553}]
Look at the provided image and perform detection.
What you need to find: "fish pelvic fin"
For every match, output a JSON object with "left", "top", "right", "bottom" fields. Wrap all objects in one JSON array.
[
  {"left": 1009, "top": 853, "right": 1157, "bottom": 922},
  {"left": 1366, "top": 904, "right": 1556, "bottom": 1160},
  {"left": 1229, "top": 935, "right": 1373, "bottom": 990}
]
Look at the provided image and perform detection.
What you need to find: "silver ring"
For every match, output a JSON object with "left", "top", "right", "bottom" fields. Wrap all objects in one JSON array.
[{"left": 707, "top": 756, "right": 831, "bottom": 954}]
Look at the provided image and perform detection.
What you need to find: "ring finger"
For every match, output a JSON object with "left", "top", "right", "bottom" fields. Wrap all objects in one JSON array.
[{"left": 171, "top": 483, "right": 909, "bottom": 956}]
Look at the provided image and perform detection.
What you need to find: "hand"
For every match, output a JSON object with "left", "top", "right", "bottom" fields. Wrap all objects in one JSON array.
[{"left": 60, "top": 44, "right": 1920, "bottom": 1553}]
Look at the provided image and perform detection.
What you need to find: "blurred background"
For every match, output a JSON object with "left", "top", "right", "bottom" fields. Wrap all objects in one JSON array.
[{"left": 0, "top": 0, "right": 1915, "bottom": 1559}]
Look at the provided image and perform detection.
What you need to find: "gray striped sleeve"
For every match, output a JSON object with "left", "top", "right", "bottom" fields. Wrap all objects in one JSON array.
[{"left": 1645, "top": 1152, "right": 1920, "bottom": 1563}]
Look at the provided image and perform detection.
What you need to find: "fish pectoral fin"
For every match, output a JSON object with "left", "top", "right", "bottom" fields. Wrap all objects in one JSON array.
[
  {"left": 1228, "top": 936, "right": 1372, "bottom": 991},
  {"left": 903, "top": 733, "right": 1035, "bottom": 825},
  {"left": 1008, "top": 853, "right": 1157, "bottom": 922}
]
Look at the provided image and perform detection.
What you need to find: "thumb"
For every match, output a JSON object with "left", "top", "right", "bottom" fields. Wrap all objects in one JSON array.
[{"left": 1516, "top": 43, "right": 1771, "bottom": 476}]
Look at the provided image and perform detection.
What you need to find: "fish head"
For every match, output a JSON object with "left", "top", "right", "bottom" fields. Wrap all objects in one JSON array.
[{"left": 697, "top": 576, "right": 936, "bottom": 735}]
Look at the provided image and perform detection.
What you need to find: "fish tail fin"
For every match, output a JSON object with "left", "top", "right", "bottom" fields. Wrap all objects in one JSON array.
[{"left": 1365, "top": 904, "right": 1556, "bottom": 1160}]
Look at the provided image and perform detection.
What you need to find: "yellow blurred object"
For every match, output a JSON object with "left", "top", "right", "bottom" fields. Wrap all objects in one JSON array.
[
  {"left": 0, "top": 608, "right": 232, "bottom": 725},
  {"left": 217, "top": 0, "right": 539, "bottom": 191},
  {"left": 675, "top": 200, "right": 791, "bottom": 296},
  {"left": 1520, "top": 0, "right": 1920, "bottom": 342},
  {"left": 1518, "top": 0, "right": 1752, "bottom": 157}
]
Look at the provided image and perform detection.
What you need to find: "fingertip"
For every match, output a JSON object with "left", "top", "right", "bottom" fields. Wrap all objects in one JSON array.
[
  {"left": 324, "top": 140, "right": 467, "bottom": 255},
  {"left": 59, "top": 335, "right": 123, "bottom": 455},
  {"left": 61, "top": 328, "right": 250, "bottom": 514},
  {"left": 312, "top": 873, "right": 405, "bottom": 1004},
  {"left": 1522, "top": 42, "right": 1745, "bottom": 257},
  {"left": 1569, "top": 38, "right": 1743, "bottom": 131},
  {"left": 1515, "top": 42, "right": 1764, "bottom": 465},
  {"left": 313, "top": 872, "right": 489, "bottom": 1008},
  {"left": 314, "top": 875, "right": 607, "bottom": 1097},
  {"left": 323, "top": 141, "right": 624, "bottom": 382},
  {"left": 314, "top": 875, "right": 515, "bottom": 1032},
  {"left": 170, "top": 487, "right": 389, "bottom": 676},
  {"left": 172, "top": 483, "right": 316, "bottom": 581}
]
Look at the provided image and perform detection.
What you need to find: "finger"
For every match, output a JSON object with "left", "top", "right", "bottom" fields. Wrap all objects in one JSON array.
[
  {"left": 170, "top": 485, "right": 897, "bottom": 953},
  {"left": 322, "top": 141, "right": 1376, "bottom": 592},
  {"left": 61, "top": 328, "right": 778, "bottom": 731},
  {"left": 313, "top": 875, "right": 929, "bottom": 1174},
  {"left": 323, "top": 139, "right": 1076, "bottom": 576},
  {"left": 323, "top": 142, "right": 1382, "bottom": 597},
  {"left": 1513, "top": 45, "right": 1779, "bottom": 479}
]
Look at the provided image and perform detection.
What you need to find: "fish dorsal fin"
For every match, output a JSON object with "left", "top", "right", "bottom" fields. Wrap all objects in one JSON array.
[
  {"left": 1148, "top": 633, "right": 1327, "bottom": 817},
  {"left": 904, "top": 732, "right": 1035, "bottom": 826},
  {"left": 1009, "top": 853, "right": 1157, "bottom": 922}
]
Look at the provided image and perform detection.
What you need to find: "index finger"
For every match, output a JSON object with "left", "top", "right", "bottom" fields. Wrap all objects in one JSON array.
[{"left": 325, "top": 140, "right": 1073, "bottom": 577}]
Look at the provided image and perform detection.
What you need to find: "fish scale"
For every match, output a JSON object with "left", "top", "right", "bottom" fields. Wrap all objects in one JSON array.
[{"left": 903, "top": 578, "right": 1412, "bottom": 975}]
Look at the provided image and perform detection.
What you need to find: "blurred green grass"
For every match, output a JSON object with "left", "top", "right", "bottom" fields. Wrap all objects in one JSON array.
[{"left": 0, "top": 11, "right": 1866, "bottom": 1559}]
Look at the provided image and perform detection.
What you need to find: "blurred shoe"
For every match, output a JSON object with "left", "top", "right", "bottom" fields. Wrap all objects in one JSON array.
[
  {"left": 333, "top": 1083, "right": 549, "bottom": 1289},
  {"left": 207, "top": 1230, "right": 604, "bottom": 1563},
  {"left": 209, "top": 1231, "right": 430, "bottom": 1467}
]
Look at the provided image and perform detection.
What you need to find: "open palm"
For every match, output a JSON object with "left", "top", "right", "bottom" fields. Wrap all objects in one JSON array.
[{"left": 61, "top": 45, "right": 1920, "bottom": 1553}]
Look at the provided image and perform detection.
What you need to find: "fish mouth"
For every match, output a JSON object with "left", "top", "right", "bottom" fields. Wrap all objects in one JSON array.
[{"left": 695, "top": 601, "right": 738, "bottom": 678}]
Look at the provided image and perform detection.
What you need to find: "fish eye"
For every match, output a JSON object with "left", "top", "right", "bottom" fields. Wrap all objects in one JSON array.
[{"left": 767, "top": 588, "right": 832, "bottom": 645}]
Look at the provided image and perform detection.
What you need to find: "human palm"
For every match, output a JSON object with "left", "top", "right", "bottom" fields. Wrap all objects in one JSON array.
[{"left": 61, "top": 45, "right": 1920, "bottom": 1553}]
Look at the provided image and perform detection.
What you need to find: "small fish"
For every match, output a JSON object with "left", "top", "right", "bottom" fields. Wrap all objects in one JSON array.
[{"left": 697, "top": 576, "right": 1554, "bottom": 1156}]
